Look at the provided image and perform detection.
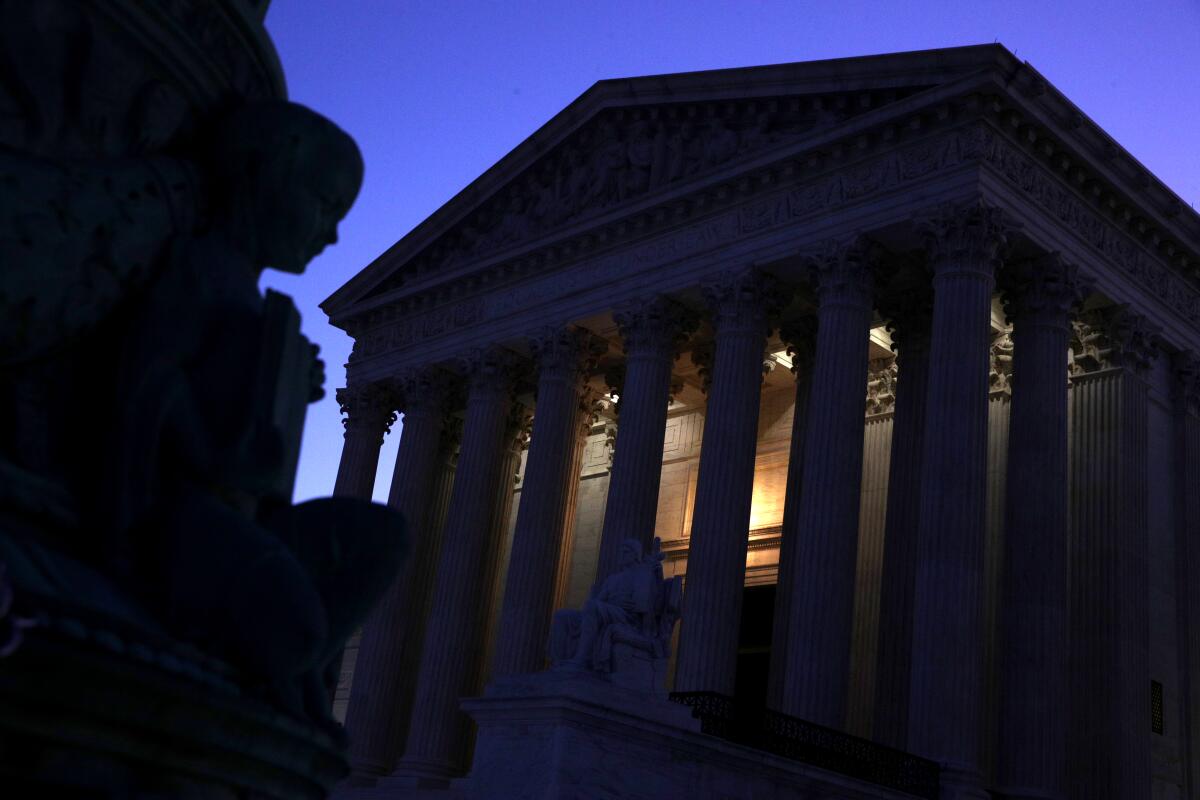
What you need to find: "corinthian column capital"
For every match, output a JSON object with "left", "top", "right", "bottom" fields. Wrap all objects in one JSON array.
[
  {"left": 1070, "top": 306, "right": 1160, "bottom": 376},
  {"left": 394, "top": 366, "right": 457, "bottom": 417},
  {"left": 803, "top": 237, "right": 879, "bottom": 308},
  {"left": 458, "top": 346, "right": 526, "bottom": 396},
  {"left": 1174, "top": 351, "right": 1200, "bottom": 416},
  {"left": 865, "top": 358, "right": 898, "bottom": 416},
  {"left": 915, "top": 198, "right": 1016, "bottom": 276},
  {"left": 613, "top": 295, "right": 698, "bottom": 361},
  {"left": 999, "top": 252, "right": 1092, "bottom": 326},
  {"left": 778, "top": 310, "right": 818, "bottom": 375},
  {"left": 336, "top": 382, "right": 398, "bottom": 438},
  {"left": 701, "top": 268, "right": 788, "bottom": 335},
  {"left": 877, "top": 253, "right": 934, "bottom": 356},
  {"left": 528, "top": 326, "right": 606, "bottom": 381},
  {"left": 505, "top": 402, "right": 534, "bottom": 455}
]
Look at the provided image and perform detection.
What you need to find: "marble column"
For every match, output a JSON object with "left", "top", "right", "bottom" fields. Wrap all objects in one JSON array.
[
  {"left": 553, "top": 406, "right": 597, "bottom": 611},
  {"left": 333, "top": 382, "right": 397, "bottom": 498},
  {"left": 994, "top": 254, "right": 1089, "bottom": 800},
  {"left": 596, "top": 296, "right": 696, "bottom": 581},
  {"left": 343, "top": 368, "right": 455, "bottom": 781},
  {"left": 474, "top": 406, "right": 530, "bottom": 690},
  {"left": 766, "top": 313, "right": 817, "bottom": 711},
  {"left": 491, "top": 328, "right": 601, "bottom": 677},
  {"left": 780, "top": 240, "right": 876, "bottom": 728},
  {"left": 674, "top": 269, "right": 783, "bottom": 696},
  {"left": 1172, "top": 353, "right": 1200, "bottom": 799},
  {"left": 981, "top": 335, "right": 1012, "bottom": 783},
  {"left": 872, "top": 268, "right": 934, "bottom": 749},
  {"left": 1067, "top": 307, "right": 1156, "bottom": 800},
  {"left": 394, "top": 347, "right": 522, "bottom": 785},
  {"left": 907, "top": 200, "right": 1011, "bottom": 797}
]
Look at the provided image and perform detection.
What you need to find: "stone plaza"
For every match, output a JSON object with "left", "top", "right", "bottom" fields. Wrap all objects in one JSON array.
[{"left": 324, "top": 46, "right": 1200, "bottom": 799}]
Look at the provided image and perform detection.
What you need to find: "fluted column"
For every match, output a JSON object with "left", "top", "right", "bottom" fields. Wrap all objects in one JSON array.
[
  {"left": 872, "top": 266, "right": 934, "bottom": 749},
  {"left": 596, "top": 296, "right": 696, "bottom": 581},
  {"left": 343, "top": 369, "right": 455, "bottom": 781},
  {"left": 780, "top": 240, "right": 876, "bottom": 728},
  {"left": 333, "top": 382, "right": 397, "bottom": 498},
  {"left": 492, "top": 328, "right": 601, "bottom": 676},
  {"left": 1173, "top": 353, "right": 1200, "bottom": 800},
  {"left": 766, "top": 313, "right": 817, "bottom": 711},
  {"left": 394, "top": 348, "right": 521, "bottom": 785},
  {"left": 994, "top": 254, "right": 1089, "bottom": 800},
  {"left": 674, "top": 269, "right": 783, "bottom": 695},
  {"left": 1067, "top": 307, "right": 1156, "bottom": 800},
  {"left": 907, "top": 200, "right": 1011, "bottom": 796},
  {"left": 475, "top": 406, "right": 530, "bottom": 689}
]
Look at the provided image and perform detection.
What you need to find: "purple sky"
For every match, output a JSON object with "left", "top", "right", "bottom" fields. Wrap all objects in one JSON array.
[{"left": 262, "top": 0, "right": 1200, "bottom": 504}]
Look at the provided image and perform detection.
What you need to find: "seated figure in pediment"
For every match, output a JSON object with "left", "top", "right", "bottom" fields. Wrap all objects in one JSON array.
[{"left": 549, "top": 537, "right": 681, "bottom": 692}]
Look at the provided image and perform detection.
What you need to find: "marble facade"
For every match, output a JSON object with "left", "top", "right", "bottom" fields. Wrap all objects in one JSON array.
[{"left": 325, "top": 46, "right": 1200, "bottom": 799}]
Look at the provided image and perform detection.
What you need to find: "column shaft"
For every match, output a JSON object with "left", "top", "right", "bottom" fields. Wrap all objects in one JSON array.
[
  {"left": 1067, "top": 307, "right": 1155, "bottom": 800},
  {"left": 475, "top": 416, "right": 527, "bottom": 690},
  {"left": 596, "top": 297, "right": 694, "bottom": 581},
  {"left": 344, "top": 370, "right": 452, "bottom": 780},
  {"left": 781, "top": 242, "right": 874, "bottom": 728},
  {"left": 766, "top": 314, "right": 816, "bottom": 711},
  {"left": 674, "top": 270, "right": 778, "bottom": 696},
  {"left": 872, "top": 341, "right": 929, "bottom": 747},
  {"left": 1174, "top": 355, "right": 1200, "bottom": 799},
  {"left": 907, "top": 201, "right": 1009, "bottom": 794},
  {"left": 995, "top": 255, "right": 1086, "bottom": 799},
  {"left": 492, "top": 329, "right": 596, "bottom": 676},
  {"left": 395, "top": 349, "right": 519, "bottom": 783},
  {"left": 872, "top": 270, "right": 933, "bottom": 748}
]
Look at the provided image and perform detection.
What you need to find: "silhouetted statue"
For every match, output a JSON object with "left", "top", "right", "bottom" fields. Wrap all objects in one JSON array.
[{"left": 0, "top": 3, "right": 406, "bottom": 794}]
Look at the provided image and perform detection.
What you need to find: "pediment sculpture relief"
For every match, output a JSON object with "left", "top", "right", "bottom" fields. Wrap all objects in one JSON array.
[{"left": 373, "top": 89, "right": 928, "bottom": 295}]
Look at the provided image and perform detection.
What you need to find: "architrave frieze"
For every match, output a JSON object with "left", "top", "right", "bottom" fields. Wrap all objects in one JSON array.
[{"left": 973, "top": 124, "right": 1200, "bottom": 323}]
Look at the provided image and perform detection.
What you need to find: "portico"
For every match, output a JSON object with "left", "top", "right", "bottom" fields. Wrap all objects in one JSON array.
[{"left": 324, "top": 45, "right": 1200, "bottom": 800}]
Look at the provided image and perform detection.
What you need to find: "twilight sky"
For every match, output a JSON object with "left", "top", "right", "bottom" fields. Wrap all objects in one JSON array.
[{"left": 262, "top": 0, "right": 1200, "bottom": 504}]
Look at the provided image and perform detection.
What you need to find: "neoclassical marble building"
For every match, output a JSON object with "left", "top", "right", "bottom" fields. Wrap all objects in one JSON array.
[{"left": 323, "top": 46, "right": 1200, "bottom": 799}]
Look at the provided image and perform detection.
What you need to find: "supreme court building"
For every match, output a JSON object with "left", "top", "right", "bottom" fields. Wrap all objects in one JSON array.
[{"left": 322, "top": 46, "right": 1200, "bottom": 799}]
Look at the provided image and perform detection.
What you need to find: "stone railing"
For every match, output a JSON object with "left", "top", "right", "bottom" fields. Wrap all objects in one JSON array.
[{"left": 668, "top": 690, "right": 939, "bottom": 799}]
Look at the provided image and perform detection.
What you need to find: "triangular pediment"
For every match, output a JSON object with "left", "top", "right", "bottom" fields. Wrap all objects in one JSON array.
[{"left": 324, "top": 45, "right": 1022, "bottom": 315}]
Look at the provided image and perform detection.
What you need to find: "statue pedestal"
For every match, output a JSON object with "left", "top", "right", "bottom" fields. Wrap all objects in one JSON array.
[{"left": 449, "top": 670, "right": 911, "bottom": 800}]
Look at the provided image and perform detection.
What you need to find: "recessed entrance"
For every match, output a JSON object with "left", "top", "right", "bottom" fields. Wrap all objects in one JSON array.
[{"left": 734, "top": 584, "right": 776, "bottom": 708}]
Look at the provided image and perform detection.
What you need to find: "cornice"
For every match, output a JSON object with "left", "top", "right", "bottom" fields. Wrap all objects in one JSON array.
[{"left": 991, "top": 60, "right": 1200, "bottom": 262}]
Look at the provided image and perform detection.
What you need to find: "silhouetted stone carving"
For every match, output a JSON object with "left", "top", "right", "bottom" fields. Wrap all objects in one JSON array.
[
  {"left": 0, "top": 4, "right": 405, "bottom": 797},
  {"left": 549, "top": 537, "right": 681, "bottom": 692}
]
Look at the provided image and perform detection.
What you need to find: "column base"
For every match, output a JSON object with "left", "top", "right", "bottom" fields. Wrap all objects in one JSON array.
[
  {"left": 992, "top": 786, "right": 1062, "bottom": 800},
  {"left": 386, "top": 758, "right": 458, "bottom": 789},
  {"left": 345, "top": 759, "right": 392, "bottom": 787}
]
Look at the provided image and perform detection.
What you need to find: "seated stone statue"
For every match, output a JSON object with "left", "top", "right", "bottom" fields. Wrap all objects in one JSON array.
[{"left": 549, "top": 537, "right": 682, "bottom": 692}]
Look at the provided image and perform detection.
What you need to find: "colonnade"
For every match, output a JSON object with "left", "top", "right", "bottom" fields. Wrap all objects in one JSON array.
[{"left": 332, "top": 198, "right": 1180, "bottom": 799}]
